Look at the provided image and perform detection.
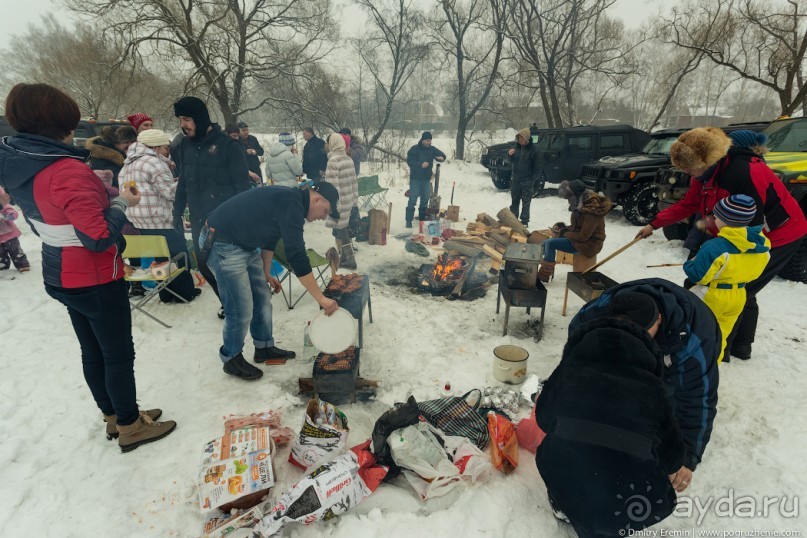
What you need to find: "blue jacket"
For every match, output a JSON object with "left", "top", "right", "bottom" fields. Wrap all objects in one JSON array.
[{"left": 569, "top": 278, "right": 720, "bottom": 471}]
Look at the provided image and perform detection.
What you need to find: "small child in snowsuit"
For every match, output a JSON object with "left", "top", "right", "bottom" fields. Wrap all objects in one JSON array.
[
  {"left": 0, "top": 186, "right": 30, "bottom": 272},
  {"left": 683, "top": 194, "right": 770, "bottom": 363}
]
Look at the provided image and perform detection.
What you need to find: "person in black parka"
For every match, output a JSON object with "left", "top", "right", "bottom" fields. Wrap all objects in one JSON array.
[
  {"left": 301, "top": 127, "right": 328, "bottom": 180},
  {"left": 172, "top": 96, "right": 252, "bottom": 302},
  {"left": 536, "top": 315, "right": 685, "bottom": 537},
  {"left": 569, "top": 278, "right": 721, "bottom": 493},
  {"left": 507, "top": 127, "right": 541, "bottom": 226}
]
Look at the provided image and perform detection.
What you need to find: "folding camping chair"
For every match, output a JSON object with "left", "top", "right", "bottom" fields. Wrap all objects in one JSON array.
[
  {"left": 273, "top": 239, "right": 331, "bottom": 309},
  {"left": 122, "top": 235, "right": 189, "bottom": 328},
  {"left": 357, "top": 175, "right": 389, "bottom": 208}
]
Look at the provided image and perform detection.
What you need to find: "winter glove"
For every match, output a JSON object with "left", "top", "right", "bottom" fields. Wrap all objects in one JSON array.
[{"left": 173, "top": 215, "right": 185, "bottom": 234}]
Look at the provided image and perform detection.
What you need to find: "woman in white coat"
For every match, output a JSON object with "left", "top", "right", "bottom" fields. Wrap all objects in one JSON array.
[{"left": 323, "top": 133, "right": 359, "bottom": 269}]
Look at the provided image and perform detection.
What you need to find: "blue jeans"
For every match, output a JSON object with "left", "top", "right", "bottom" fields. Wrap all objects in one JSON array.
[
  {"left": 203, "top": 236, "right": 275, "bottom": 362},
  {"left": 407, "top": 180, "right": 431, "bottom": 213},
  {"left": 543, "top": 237, "right": 577, "bottom": 262}
]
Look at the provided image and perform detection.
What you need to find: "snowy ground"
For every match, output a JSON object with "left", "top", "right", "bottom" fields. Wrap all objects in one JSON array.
[{"left": 2, "top": 142, "right": 806, "bottom": 537}]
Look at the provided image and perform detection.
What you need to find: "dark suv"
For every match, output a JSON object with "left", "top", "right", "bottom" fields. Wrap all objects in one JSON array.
[{"left": 481, "top": 124, "right": 648, "bottom": 192}]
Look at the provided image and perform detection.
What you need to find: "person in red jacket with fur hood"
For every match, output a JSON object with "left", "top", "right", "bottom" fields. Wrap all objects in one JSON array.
[
  {"left": 0, "top": 83, "right": 176, "bottom": 452},
  {"left": 636, "top": 127, "right": 807, "bottom": 361}
]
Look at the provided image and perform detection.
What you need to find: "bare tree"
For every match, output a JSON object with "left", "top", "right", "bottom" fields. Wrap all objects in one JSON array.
[
  {"left": 61, "top": 0, "right": 332, "bottom": 124},
  {"left": 429, "top": 0, "right": 508, "bottom": 160},
  {"left": 0, "top": 15, "right": 174, "bottom": 119},
  {"left": 507, "top": 0, "right": 637, "bottom": 128},
  {"left": 352, "top": 0, "right": 431, "bottom": 157},
  {"left": 665, "top": 0, "right": 807, "bottom": 116}
]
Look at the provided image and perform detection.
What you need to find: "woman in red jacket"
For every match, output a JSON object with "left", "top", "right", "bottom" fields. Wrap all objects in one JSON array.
[
  {"left": 636, "top": 127, "right": 807, "bottom": 361},
  {"left": 0, "top": 83, "right": 176, "bottom": 452}
]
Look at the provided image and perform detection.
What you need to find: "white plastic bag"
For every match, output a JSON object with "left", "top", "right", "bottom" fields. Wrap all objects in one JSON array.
[{"left": 388, "top": 421, "right": 491, "bottom": 500}]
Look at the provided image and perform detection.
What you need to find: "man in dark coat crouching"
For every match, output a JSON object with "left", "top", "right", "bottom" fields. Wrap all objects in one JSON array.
[{"left": 536, "top": 312, "right": 685, "bottom": 537}]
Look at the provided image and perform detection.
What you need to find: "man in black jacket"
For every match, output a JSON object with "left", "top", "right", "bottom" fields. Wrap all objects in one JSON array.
[
  {"left": 570, "top": 279, "right": 721, "bottom": 492},
  {"left": 301, "top": 127, "right": 327, "bottom": 180},
  {"left": 507, "top": 127, "right": 540, "bottom": 226},
  {"left": 405, "top": 131, "right": 446, "bottom": 228},
  {"left": 200, "top": 183, "right": 339, "bottom": 380},
  {"left": 172, "top": 96, "right": 252, "bottom": 303},
  {"left": 237, "top": 121, "right": 265, "bottom": 182},
  {"left": 537, "top": 316, "right": 685, "bottom": 537}
]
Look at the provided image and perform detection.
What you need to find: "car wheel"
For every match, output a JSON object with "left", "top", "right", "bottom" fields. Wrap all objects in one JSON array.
[
  {"left": 621, "top": 182, "right": 659, "bottom": 226},
  {"left": 779, "top": 240, "right": 807, "bottom": 283},
  {"left": 491, "top": 170, "right": 511, "bottom": 190},
  {"left": 662, "top": 222, "right": 690, "bottom": 241}
]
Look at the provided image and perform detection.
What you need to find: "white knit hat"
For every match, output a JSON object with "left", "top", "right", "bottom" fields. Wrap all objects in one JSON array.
[{"left": 137, "top": 128, "right": 171, "bottom": 147}]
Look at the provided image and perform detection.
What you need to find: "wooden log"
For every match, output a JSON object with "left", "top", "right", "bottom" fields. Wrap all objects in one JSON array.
[
  {"left": 511, "top": 233, "right": 527, "bottom": 243},
  {"left": 487, "top": 231, "right": 511, "bottom": 248},
  {"left": 489, "top": 259, "right": 501, "bottom": 273},
  {"left": 443, "top": 240, "right": 483, "bottom": 257},
  {"left": 479, "top": 213, "right": 501, "bottom": 228},
  {"left": 496, "top": 208, "right": 530, "bottom": 237},
  {"left": 482, "top": 244, "right": 504, "bottom": 263}
]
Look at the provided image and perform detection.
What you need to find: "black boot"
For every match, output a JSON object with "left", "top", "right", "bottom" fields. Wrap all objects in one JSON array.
[
  {"left": 254, "top": 346, "right": 296, "bottom": 363},
  {"left": 223, "top": 354, "right": 264, "bottom": 380}
]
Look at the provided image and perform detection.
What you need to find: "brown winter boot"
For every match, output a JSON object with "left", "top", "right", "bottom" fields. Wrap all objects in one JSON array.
[
  {"left": 116, "top": 414, "right": 177, "bottom": 453},
  {"left": 103, "top": 409, "right": 163, "bottom": 440},
  {"left": 537, "top": 260, "right": 556, "bottom": 283}
]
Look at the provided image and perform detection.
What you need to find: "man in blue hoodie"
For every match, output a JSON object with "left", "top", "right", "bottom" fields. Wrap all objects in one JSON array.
[{"left": 569, "top": 278, "right": 720, "bottom": 492}]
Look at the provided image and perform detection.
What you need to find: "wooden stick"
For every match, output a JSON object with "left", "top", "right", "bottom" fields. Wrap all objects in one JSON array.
[
  {"left": 582, "top": 237, "right": 643, "bottom": 274},
  {"left": 646, "top": 263, "right": 684, "bottom": 268},
  {"left": 388, "top": 202, "right": 393, "bottom": 235}
]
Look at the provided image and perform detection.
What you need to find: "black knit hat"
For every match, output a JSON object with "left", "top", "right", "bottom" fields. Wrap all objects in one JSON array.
[
  {"left": 420, "top": 131, "right": 433, "bottom": 141},
  {"left": 609, "top": 292, "right": 660, "bottom": 331},
  {"left": 173, "top": 96, "right": 211, "bottom": 141},
  {"left": 309, "top": 181, "right": 340, "bottom": 220}
]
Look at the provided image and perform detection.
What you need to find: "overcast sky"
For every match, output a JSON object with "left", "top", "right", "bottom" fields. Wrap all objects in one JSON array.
[{"left": 0, "top": 0, "right": 664, "bottom": 51}]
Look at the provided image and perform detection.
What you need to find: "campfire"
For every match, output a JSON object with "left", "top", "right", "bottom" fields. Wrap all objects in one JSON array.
[
  {"left": 415, "top": 254, "right": 493, "bottom": 299},
  {"left": 430, "top": 254, "right": 468, "bottom": 283}
]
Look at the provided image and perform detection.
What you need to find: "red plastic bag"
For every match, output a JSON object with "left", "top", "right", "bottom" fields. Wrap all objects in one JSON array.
[
  {"left": 516, "top": 399, "right": 546, "bottom": 453},
  {"left": 487, "top": 412, "right": 518, "bottom": 474}
]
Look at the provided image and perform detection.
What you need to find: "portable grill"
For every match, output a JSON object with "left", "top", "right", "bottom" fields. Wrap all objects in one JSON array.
[{"left": 496, "top": 243, "right": 547, "bottom": 339}]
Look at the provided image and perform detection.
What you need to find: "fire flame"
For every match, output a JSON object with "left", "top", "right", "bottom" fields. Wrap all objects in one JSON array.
[{"left": 432, "top": 255, "right": 465, "bottom": 282}]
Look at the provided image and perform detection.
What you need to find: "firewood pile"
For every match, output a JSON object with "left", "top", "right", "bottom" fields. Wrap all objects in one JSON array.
[{"left": 442, "top": 208, "right": 551, "bottom": 272}]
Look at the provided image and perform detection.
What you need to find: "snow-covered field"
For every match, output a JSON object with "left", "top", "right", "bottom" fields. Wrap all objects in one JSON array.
[{"left": 2, "top": 142, "right": 806, "bottom": 537}]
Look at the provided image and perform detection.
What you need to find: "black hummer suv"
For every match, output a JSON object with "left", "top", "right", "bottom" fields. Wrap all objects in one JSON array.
[{"left": 482, "top": 123, "right": 648, "bottom": 193}]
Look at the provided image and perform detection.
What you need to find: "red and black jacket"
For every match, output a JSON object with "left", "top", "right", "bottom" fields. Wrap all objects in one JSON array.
[
  {"left": 652, "top": 147, "right": 807, "bottom": 248},
  {"left": 0, "top": 134, "right": 128, "bottom": 288}
]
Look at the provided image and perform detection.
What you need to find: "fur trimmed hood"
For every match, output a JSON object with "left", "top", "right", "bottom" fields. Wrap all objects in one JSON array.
[
  {"left": 670, "top": 127, "right": 731, "bottom": 171},
  {"left": 85, "top": 137, "right": 125, "bottom": 167},
  {"left": 579, "top": 191, "right": 612, "bottom": 216}
]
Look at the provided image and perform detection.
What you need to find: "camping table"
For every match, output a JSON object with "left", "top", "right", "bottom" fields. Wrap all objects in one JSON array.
[{"left": 323, "top": 274, "right": 373, "bottom": 349}]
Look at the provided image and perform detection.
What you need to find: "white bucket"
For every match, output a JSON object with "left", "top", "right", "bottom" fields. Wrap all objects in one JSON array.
[{"left": 493, "top": 345, "right": 529, "bottom": 385}]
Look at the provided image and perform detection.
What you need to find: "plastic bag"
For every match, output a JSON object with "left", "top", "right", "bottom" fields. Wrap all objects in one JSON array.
[
  {"left": 289, "top": 398, "right": 349, "bottom": 469},
  {"left": 487, "top": 412, "right": 518, "bottom": 474},
  {"left": 388, "top": 421, "right": 491, "bottom": 500},
  {"left": 250, "top": 441, "right": 388, "bottom": 537},
  {"left": 370, "top": 396, "right": 421, "bottom": 480},
  {"left": 516, "top": 400, "right": 546, "bottom": 454}
]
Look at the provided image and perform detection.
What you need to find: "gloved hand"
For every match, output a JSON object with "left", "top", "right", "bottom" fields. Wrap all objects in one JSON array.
[{"left": 173, "top": 215, "right": 185, "bottom": 234}]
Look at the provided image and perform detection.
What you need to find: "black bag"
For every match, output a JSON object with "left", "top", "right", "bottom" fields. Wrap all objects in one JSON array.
[{"left": 348, "top": 206, "right": 361, "bottom": 238}]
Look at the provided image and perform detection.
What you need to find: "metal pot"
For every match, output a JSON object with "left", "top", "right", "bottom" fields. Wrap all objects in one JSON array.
[{"left": 493, "top": 345, "right": 529, "bottom": 384}]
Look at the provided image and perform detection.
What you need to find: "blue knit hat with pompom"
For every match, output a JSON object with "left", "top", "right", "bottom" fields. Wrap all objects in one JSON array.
[{"left": 728, "top": 130, "right": 768, "bottom": 149}]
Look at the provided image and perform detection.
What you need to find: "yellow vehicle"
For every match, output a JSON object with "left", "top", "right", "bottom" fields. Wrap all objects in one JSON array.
[{"left": 763, "top": 117, "right": 807, "bottom": 282}]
